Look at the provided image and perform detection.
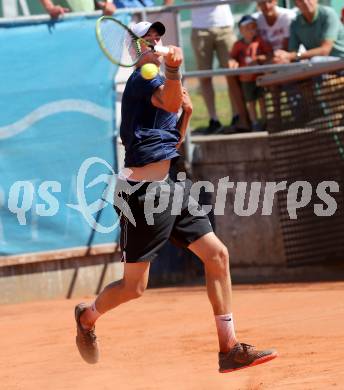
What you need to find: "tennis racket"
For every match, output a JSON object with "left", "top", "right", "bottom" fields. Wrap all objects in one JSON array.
[{"left": 95, "top": 16, "right": 170, "bottom": 67}]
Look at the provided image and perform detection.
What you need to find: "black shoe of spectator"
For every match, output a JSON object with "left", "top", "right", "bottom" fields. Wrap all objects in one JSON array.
[
  {"left": 251, "top": 122, "right": 263, "bottom": 132},
  {"left": 205, "top": 119, "right": 224, "bottom": 134},
  {"left": 230, "top": 114, "right": 240, "bottom": 127},
  {"left": 228, "top": 115, "right": 251, "bottom": 133},
  {"left": 260, "top": 120, "right": 267, "bottom": 131}
]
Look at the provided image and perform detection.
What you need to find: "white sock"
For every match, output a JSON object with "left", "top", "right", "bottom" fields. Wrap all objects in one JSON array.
[
  {"left": 86, "top": 301, "right": 102, "bottom": 325},
  {"left": 215, "top": 313, "right": 237, "bottom": 352}
]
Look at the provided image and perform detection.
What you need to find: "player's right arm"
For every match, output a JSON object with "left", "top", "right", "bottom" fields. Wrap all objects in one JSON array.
[{"left": 151, "top": 46, "right": 184, "bottom": 113}]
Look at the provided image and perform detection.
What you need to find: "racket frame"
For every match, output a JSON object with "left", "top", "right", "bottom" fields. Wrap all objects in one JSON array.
[{"left": 96, "top": 16, "right": 168, "bottom": 67}]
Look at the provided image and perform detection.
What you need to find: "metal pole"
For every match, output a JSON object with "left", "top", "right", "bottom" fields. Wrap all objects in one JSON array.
[{"left": 173, "top": 9, "right": 193, "bottom": 170}]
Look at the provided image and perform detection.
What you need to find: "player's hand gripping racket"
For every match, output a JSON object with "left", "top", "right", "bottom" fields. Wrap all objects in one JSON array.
[{"left": 96, "top": 16, "right": 170, "bottom": 67}]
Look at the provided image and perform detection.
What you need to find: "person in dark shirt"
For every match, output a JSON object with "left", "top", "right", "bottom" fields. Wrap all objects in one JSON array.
[{"left": 74, "top": 20, "right": 277, "bottom": 373}]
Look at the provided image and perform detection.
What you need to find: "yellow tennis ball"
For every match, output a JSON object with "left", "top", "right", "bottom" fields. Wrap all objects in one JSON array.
[{"left": 141, "top": 63, "right": 159, "bottom": 80}]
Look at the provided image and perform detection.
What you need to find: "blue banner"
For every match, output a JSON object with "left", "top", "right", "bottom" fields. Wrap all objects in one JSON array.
[{"left": 0, "top": 15, "right": 127, "bottom": 256}]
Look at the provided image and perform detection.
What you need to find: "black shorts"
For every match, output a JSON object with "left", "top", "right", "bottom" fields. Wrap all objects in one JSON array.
[
  {"left": 241, "top": 80, "right": 264, "bottom": 102},
  {"left": 113, "top": 177, "right": 213, "bottom": 262}
]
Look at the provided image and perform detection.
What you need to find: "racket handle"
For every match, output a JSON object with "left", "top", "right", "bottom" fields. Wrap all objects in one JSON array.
[{"left": 154, "top": 45, "right": 170, "bottom": 56}]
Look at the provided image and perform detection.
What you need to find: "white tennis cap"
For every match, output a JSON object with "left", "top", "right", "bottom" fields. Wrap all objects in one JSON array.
[{"left": 131, "top": 21, "right": 165, "bottom": 38}]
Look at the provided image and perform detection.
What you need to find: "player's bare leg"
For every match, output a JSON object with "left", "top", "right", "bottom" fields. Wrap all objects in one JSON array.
[
  {"left": 75, "top": 262, "right": 150, "bottom": 363},
  {"left": 80, "top": 262, "right": 150, "bottom": 327},
  {"left": 188, "top": 232, "right": 234, "bottom": 350},
  {"left": 188, "top": 232, "right": 277, "bottom": 372},
  {"left": 190, "top": 233, "right": 232, "bottom": 312}
]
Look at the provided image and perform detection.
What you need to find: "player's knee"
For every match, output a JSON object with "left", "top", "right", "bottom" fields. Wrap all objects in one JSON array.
[
  {"left": 209, "top": 245, "right": 229, "bottom": 273},
  {"left": 128, "top": 283, "right": 147, "bottom": 300},
  {"left": 218, "top": 245, "right": 230, "bottom": 269}
]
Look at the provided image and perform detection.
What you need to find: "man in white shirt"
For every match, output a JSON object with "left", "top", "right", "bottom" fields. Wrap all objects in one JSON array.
[
  {"left": 255, "top": 0, "right": 296, "bottom": 51},
  {"left": 190, "top": 1, "right": 250, "bottom": 133}
]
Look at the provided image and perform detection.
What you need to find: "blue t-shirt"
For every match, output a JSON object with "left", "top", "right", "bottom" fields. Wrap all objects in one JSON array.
[
  {"left": 114, "top": 0, "right": 154, "bottom": 8},
  {"left": 120, "top": 68, "right": 180, "bottom": 167}
]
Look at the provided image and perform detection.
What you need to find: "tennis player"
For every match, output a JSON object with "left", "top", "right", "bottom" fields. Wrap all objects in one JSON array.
[{"left": 75, "top": 20, "right": 278, "bottom": 373}]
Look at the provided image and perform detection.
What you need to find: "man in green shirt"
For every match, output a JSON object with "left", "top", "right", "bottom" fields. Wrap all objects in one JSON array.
[
  {"left": 274, "top": 0, "right": 344, "bottom": 63},
  {"left": 40, "top": 0, "right": 116, "bottom": 19}
]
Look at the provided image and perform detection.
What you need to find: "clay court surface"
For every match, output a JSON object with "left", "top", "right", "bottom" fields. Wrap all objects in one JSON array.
[{"left": 1, "top": 282, "right": 344, "bottom": 390}]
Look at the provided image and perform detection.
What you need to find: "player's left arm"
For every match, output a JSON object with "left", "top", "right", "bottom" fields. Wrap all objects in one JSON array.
[
  {"left": 176, "top": 88, "right": 193, "bottom": 150},
  {"left": 151, "top": 46, "right": 184, "bottom": 113}
]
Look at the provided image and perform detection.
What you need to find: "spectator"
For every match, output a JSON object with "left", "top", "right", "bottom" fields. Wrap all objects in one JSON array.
[
  {"left": 255, "top": 0, "right": 296, "bottom": 51},
  {"left": 229, "top": 15, "right": 272, "bottom": 132},
  {"left": 114, "top": 0, "right": 155, "bottom": 7},
  {"left": 191, "top": 1, "right": 235, "bottom": 133},
  {"left": 40, "top": 0, "right": 116, "bottom": 19},
  {"left": 274, "top": 0, "right": 344, "bottom": 63},
  {"left": 168, "top": 0, "right": 250, "bottom": 134},
  {"left": 341, "top": 8, "right": 344, "bottom": 25}
]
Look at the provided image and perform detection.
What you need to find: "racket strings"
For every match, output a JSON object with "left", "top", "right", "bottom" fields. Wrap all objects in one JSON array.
[{"left": 99, "top": 19, "right": 140, "bottom": 66}]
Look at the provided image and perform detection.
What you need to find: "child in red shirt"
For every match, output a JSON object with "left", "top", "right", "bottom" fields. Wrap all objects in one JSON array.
[{"left": 229, "top": 15, "right": 272, "bottom": 131}]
